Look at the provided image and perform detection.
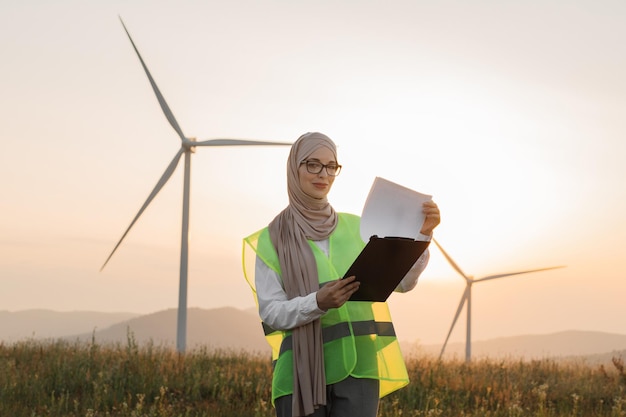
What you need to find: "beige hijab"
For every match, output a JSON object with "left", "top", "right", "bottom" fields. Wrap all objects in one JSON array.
[{"left": 268, "top": 132, "right": 338, "bottom": 416}]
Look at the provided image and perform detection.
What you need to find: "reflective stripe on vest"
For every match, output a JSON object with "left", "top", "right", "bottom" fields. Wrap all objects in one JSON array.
[{"left": 273, "top": 320, "right": 396, "bottom": 357}]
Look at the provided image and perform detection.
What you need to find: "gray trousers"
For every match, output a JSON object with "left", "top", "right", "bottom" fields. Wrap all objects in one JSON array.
[{"left": 274, "top": 376, "right": 380, "bottom": 417}]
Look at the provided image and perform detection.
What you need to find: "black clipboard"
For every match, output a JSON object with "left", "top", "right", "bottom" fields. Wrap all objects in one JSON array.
[{"left": 343, "top": 236, "right": 429, "bottom": 302}]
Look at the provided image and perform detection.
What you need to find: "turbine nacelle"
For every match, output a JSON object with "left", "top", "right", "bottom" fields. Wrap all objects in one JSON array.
[{"left": 182, "top": 137, "right": 197, "bottom": 152}]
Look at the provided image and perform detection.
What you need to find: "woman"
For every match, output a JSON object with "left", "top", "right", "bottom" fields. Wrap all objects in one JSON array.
[{"left": 243, "top": 132, "right": 440, "bottom": 417}]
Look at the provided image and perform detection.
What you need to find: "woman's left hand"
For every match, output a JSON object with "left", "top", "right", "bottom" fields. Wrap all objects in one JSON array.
[{"left": 420, "top": 200, "right": 440, "bottom": 236}]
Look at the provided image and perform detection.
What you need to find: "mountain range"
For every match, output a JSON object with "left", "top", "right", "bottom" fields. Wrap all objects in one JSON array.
[{"left": 2, "top": 308, "right": 625, "bottom": 364}]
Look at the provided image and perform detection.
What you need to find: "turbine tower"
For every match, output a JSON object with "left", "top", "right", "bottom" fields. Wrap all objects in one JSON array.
[
  {"left": 101, "top": 17, "right": 291, "bottom": 353},
  {"left": 433, "top": 238, "right": 564, "bottom": 362}
]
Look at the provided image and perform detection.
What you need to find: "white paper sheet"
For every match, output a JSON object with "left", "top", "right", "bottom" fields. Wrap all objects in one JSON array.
[{"left": 360, "top": 177, "right": 432, "bottom": 241}]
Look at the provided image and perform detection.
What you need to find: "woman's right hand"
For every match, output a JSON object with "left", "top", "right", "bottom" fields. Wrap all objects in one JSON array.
[{"left": 316, "top": 276, "right": 360, "bottom": 310}]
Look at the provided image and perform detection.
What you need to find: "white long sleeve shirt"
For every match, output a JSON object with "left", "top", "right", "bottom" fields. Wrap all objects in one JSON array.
[{"left": 255, "top": 233, "right": 431, "bottom": 331}]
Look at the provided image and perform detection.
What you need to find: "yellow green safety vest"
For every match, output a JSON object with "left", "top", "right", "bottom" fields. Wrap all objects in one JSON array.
[{"left": 243, "top": 213, "right": 409, "bottom": 403}]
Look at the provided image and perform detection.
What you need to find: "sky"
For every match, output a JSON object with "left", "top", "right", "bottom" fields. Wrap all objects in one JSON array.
[{"left": 1, "top": 0, "right": 625, "bottom": 345}]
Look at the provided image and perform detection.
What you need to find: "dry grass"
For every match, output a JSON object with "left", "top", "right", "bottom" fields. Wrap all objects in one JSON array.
[{"left": 1, "top": 335, "right": 624, "bottom": 416}]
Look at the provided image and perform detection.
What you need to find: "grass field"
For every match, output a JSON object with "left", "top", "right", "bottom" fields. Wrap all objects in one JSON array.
[{"left": 1, "top": 335, "right": 624, "bottom": 416}]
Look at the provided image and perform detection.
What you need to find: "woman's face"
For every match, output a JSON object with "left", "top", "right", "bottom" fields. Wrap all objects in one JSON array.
[{"left": 298, "top": 146, "right": 337, "bottom": 200}]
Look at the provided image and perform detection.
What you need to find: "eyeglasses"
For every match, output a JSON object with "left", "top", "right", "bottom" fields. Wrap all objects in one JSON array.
[{"left": 300, "top": 160, "right": 342, "bottom": 176}]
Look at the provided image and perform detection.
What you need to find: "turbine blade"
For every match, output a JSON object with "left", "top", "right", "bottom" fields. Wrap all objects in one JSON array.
[
  {"left": 475, "top": 266, "right": 565, "bottom": 283},
  {"left": 439, "top": 286, "right": 469, "bottom": 359},
  {"left": 118, "top": 16, "right": 186, "bottom": 141},
  {"left": 101, "top": 149, "right": 184, "bottom": 271},
  {"left": 194, "top": 138, "right": 292, "bottom": 147},
  {"left": 432, "top": 238, "right": 470, "bottom": 281}
]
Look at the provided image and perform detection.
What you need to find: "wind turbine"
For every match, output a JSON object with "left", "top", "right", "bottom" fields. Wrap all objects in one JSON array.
[
  {"left": 433, "top": 238, "right": 564, "bottom": 362},
  {"left": 101, "top": 17, "right": 291, "bottom": 353}
]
